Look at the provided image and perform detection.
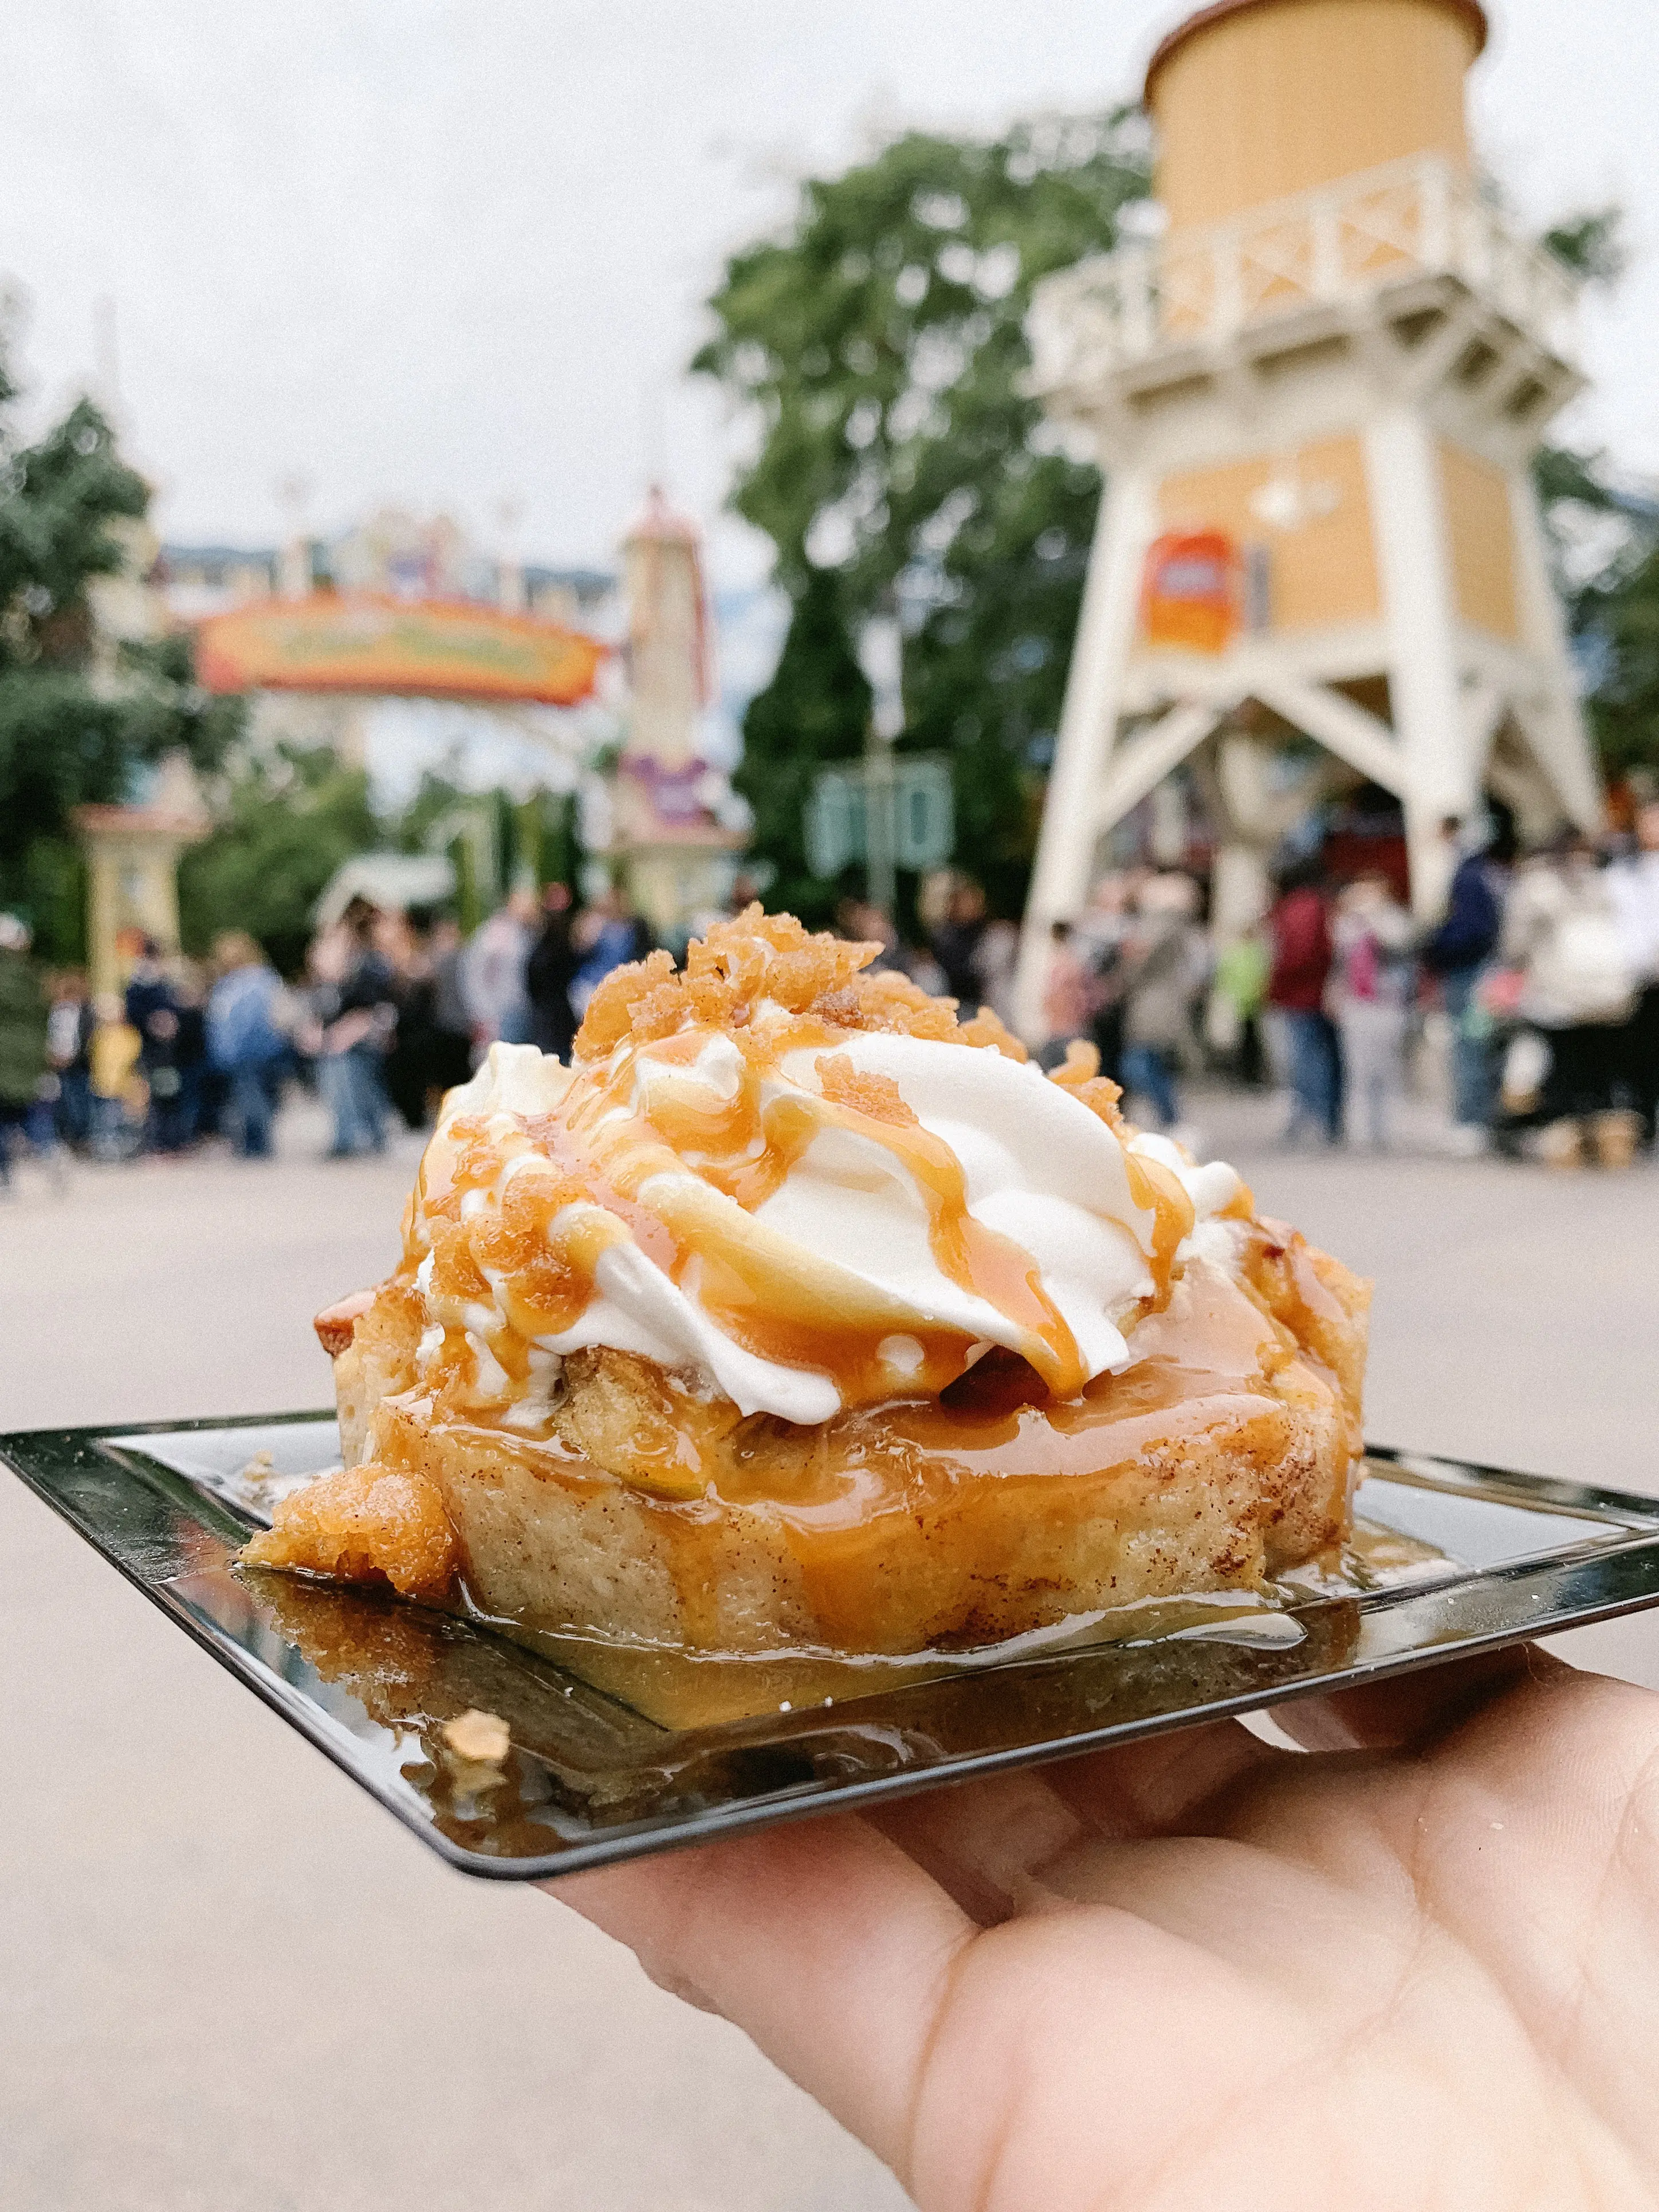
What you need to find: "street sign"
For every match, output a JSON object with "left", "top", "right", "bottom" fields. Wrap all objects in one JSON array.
[
  {"left": 804, "top": 772, "right": 862, "bottom": 880},
  {"left": 804, "top": 750, "right": 954, "bottom": 910},
  {"left": 893, "top": 756, "right": 954, "bottom": 869}
]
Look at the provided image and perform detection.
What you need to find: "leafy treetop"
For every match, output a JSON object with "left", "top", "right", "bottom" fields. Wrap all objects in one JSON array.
[
  {"left": 0, "top": 349, "right": 242, "bottom": 953},
  {"left": 698, "top": 113, "right": 1152, "bottom": 918}
]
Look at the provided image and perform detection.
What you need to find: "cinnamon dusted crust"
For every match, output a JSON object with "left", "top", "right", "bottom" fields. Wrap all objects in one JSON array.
[{"left": 245, "top": 1224, "right": 1371, "bottom": 1657}]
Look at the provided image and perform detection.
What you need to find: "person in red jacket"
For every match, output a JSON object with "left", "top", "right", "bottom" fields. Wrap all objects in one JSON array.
[{"left": 1267, "top": 856, "right": 1341, "bottom": 1144}]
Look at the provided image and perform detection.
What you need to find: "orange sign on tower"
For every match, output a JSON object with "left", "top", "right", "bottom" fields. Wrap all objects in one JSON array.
[{"left": 1139, "top": 531, "right": 1240, "bottom": 655}]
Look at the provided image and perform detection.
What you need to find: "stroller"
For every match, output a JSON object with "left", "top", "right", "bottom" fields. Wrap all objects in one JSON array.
[{"left": 1479, "top": 967, "right": 1640, "bottom": 1166}]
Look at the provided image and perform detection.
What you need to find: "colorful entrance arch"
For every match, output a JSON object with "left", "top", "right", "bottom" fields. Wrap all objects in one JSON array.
[{"left": 194, "top": 591, "right": 609, "bottom": 707}]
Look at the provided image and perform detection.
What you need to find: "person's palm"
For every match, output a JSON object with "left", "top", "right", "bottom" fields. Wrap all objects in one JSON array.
[{"left": 553, "top": 1648, "right": 1659, "bottom": 2209}]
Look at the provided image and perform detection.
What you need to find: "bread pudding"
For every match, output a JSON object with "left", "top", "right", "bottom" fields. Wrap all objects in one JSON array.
[{"left": 246, "top": 909, "right": 1370, "bottom": 1657}]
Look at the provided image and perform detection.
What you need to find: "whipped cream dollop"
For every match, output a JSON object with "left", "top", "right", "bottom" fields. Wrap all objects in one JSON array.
[{"left": 410, "top": 1020, "right": 1244, "bottom": 1427}]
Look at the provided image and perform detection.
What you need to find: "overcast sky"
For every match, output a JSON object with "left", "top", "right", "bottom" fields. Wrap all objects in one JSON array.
[{"left": 2, "top": 0, "right": 1656, "bottom": 592}]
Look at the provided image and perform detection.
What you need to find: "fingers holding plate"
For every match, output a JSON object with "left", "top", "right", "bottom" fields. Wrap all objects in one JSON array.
[
  {"left": 1264, "top": 1643, "right": 1551, "bottom": 1753},
  {"left": 545, "top": 1812, "right": 974, "bottom": 2174},
  {"left": 862, "top": 1716, "right": 1291, "bottom": 1927}
]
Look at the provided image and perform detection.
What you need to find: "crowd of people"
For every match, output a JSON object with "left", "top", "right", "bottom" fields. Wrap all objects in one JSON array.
[
  {"left": 0, "top": 880, "right": 655, "bottom": 1176},
  {"left": 1, "top": 793, "right": 1656, "bottom": 1179},
  {"left": 1036, "top": 797, "right": 1659, "bottom": 1164}
]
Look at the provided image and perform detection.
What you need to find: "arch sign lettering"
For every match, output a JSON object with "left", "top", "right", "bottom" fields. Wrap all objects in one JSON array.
[{"left": 195, "top": 593, "right": 609, "bottom": 706}]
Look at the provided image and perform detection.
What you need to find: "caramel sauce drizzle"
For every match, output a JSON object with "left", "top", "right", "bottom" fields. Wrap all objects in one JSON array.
[{"left": 402, "top": 1012, "right": 1196, "bottom": 1422}]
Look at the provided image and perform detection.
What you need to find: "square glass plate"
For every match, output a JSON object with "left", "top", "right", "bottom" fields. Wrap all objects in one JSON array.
[{"left": 7, "top": 1410, "right": 1659, "bottom": 1882}]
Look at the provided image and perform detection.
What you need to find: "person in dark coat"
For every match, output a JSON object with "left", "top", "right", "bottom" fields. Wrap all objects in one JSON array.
[
  {"left": 124, "top": 938, "right": 191, "bottom": 1152},
  {"left": 1610, "top": 797, "right": 1659, "bottom": 1147},
  {"left": 569, "top": 889, "right": 651, "bottom": 1022},
  {"left": 1267, "top": 858, "right": 1340, "bottom": 1146},
  {"left": 1421, "top": 814, "right": 1504, "bottom": 1146},
  {"left": 526, "top": 883, "right": 579, "bottom": 1061},
  {"left": 46, "top": 967, "right": 95, "bottom": 1149},
  {"left": 929, "top": 880, "right": 989, "bottom": 1009},
  {"left": 174, "top": 966, "right": 211, "bottom": 1143},
  {"left": 425, "top": 916, "right": 477, "bottom": 1097},
  {"left": 306, "top": 900, "right": 396, "bottom": 1158}
]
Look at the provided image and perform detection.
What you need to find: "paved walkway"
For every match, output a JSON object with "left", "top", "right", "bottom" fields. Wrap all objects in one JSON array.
[{"left": 1, "top": 1093, "right": 1655, "bottom": 2209}]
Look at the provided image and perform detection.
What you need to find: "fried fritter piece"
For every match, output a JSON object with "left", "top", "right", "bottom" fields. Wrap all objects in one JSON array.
[{"left": 245, "top": 1461, "right": 458, "bottom": 1601}]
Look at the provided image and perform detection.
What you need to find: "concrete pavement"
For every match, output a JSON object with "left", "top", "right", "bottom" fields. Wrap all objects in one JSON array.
[{"left": 1, "top": 1095, "right": 1656, "bottom": 2209}]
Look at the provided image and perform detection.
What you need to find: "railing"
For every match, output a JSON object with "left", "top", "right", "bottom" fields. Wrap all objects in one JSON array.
[{"left": 1027, "top": 155, "right": 1579, "bottom": 399}]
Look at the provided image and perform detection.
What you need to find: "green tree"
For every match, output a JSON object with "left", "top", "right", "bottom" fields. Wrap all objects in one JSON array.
[
  {"left": 696, "top": 111, "right": 1151, "bottom": 915},
  {"left": 734, "top": 566, "right": 871, "bottom": 924},
  {"left": 1550, "top": 468, "right": 1659, "bottom": 779},
  {"left": 179, "top": 743, "right": 378, "bottom": 977},
  {"left": 0, "top": 362, "right": 241, "bottom": 957},
  {"left": 395, "top": 766, "right": 473, "bottom": 856},
  {"left": 1534, "top": 408, "right": 1659, "bottom": 781},
  {"left": 1580, "top": 545, "right": 1659, "bottom": 777},
  {"left": 1531, "top": 207, "right": 1659, "bottom": 780}
]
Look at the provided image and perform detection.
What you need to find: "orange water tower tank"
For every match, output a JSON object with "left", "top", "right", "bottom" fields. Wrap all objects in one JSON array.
[{"left": 1146, "top": 0, "right": 1487, "bottom": 231}]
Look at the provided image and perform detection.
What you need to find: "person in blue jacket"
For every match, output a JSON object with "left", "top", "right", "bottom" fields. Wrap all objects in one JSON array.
[
  {"left": 206, "top": 932, "right": 287, "bottom": 1159},
  {"left": 1421, "top": 814, "right": 1503, "bottom": 1148}
]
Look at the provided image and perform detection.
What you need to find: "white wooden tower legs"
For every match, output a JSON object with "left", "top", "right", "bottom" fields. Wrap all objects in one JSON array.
[
  {"left": 1363, "top": 410, "right": 1479, "bottom": 920},
  {"left": 1011, "top": 438, "right": 1597, "bottom": 1039},
  {"left": 1012, "top": 469, "right": 1156, "bottom": 1034},
  {"left": 1508, "top": 468, "right": 1602, "bottom": 833}
]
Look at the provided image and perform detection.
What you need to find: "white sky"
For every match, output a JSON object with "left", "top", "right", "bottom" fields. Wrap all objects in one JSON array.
[{"left": 1, "top": 0, "right": 1656, "bottom": 595}]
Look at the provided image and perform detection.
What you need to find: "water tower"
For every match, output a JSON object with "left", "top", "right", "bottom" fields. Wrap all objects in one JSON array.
[{"left": 1016, "top": 0, "right": 1598, "bottom": 1024}]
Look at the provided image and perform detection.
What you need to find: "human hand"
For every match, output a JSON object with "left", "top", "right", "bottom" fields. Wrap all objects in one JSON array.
[{"left": 550, "top": 1647, "right": 1659, "bottom": 2210}]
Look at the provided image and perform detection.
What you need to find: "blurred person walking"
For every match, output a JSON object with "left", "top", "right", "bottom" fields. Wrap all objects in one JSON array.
[
  {"left": 306, "top": 899, "right": 395, "bottom": 1159},
  {"left": 1329, "top": 875, "right": 1414, "bottom": 1150},
  {"left": 1075, "top": 872, "right": 1135, "bottom": 1087},
  {"left": 424, "top": 916, "right": 476, "bottom": 1097},
  {"left": 526, "top": 883, "right": 579, "bottom": 1060},
  {"left": 387, "top": 908, "right": 474, "bottom": 1127},
  {"left": 463, "top": 888, "right": 540, "bottom": 1048},
  {"left": 1502, "top": 835, "right": 1638, "bottom": 1167},
  {"left": 570, "top": 888, "right": 651, "bottom": 1021},
  {"left": 45, "top": 967, "right": 95, "bottom": 1149},
  {"left": 835, "top": 897, "right": 912, "bottom": 978},
  {"left": 1421, "top": 814, "right": 1504, "bottom": 1153},
  {"left": 847, "top": 898, "right": 948, "bottom": 994},
  {"left": 207, "top": 932, "right": 287, "bottom": 1160},
  {"left": 0, "top": 914, "right": 48, "bottom": 1185},
  {"left": 87, "top": 994, "right": 144, "bottom": 1158},
  {"left": 1609, "top": 796, "right": 1659, "bottom": 1147},
  {"left": 971, "top": 913, "right": 1021, "bottom": 1032},
  {"left": 124, "top": 938, "right": 190, "bottom": 1154},
  {"left": 381, "top": 914, "right": 477, "bottom": 1125},
  {"left": 930, "top": 878, "right": 989, "bottom": 1007},
  {"left": 1208, "top": 929, "right": 1269, "bottom": 1088},
  {"left": 173, "top": 962, "right": 212, "bottom": 1143},
  {"left": 1267, "top": 859, "right": 1341, "bottom": 1147},
  {"left": 1118, "top": 873, "right": 1205, "bottom": 1133},
  {"left": 1039, "top": 921, "right": 1098, "bottom": 1066},
  {"left": 382, "top": 920, "right": 436, "bottom": 1132}
]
